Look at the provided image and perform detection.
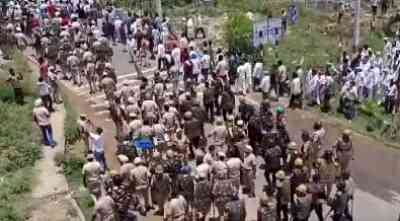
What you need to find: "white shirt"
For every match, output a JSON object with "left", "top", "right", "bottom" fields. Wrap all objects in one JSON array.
[
  {"left": 291, "top": 77, "right": 302, "bottom": 95},
  {"left": 260, "top": 75, "right": 271, "bottom": 93},
  {"left": 90, "top": 133, "right": 105, "bottom": 153},
  {"left": 38, "top": 81, "right": 51, "bottom": 96},
  {"left": 157, "top": 43, "right": 165, "bottom": 58},
  {"left": 200, "top": 54, "right": 210, "bottom": 70}
]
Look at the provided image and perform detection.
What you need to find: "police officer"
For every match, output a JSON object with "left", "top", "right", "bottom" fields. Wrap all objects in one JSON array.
[
  {"left": 333, "top": 129, "right": 354, "bottom": 172},
  {"left": 276, "top": 170, "right": 291, "bottom": 221},
  {"left": 257, "top": 186, "right": 278, "bottom": 221},
  {"left": 264, "top": 144, "right": 283, "bottom": 187},
  {"left": 290, "top": 158, "right": 309, "bottom": 204},
  {"left": 164, "top": 189, "right": 188, "bottom": 221},
  {"left": 242, "top": 145, "right": 257, "bottom": 197},
  {"left": 117, "top": 154, "right": 135, "bottom": 188},
  {"left": 316, "top": 149, "right": 340, "bottom": 198},
  {"left": 308, "top": 174, "right": 325, "bottom": 221},
  {"left": 210, "top": 116, "right": 228, "bottom": 152},
  {"left": 292, "top": 184, "right": 312, "bottom": 221},
  {"left": 130, "top": 157, "right": 151, "bottom": 214},
  {"left": 82, "top": 153, "right": 102, "bottom": 198},
  {"left": 224, "top": 194, "right": 246, "bottom": 221},
  {"left": 211, "top": 173, "right": 236, "bottom": 220},
  {"left": 176, "top": 165, "right": 195, "bottom": 216},
  {"left": 328, "top": 181, "right": 350, "bottom": 221},
  {"left": 150, "top": 165, "right": 172, "bottom": 215},
  {"left": 226, "top": 149, "right": 242, "bottom": 192},
  {"left": 93, "top": 194, "right": 118, "bottom": 221},
  {"left": 193, "top": 172, "right": 212, "bottom": 221}
]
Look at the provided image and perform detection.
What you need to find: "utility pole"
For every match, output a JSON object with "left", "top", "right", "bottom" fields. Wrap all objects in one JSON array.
[{"left": 353, "top": 0, "right": 361, "bottom": 51}]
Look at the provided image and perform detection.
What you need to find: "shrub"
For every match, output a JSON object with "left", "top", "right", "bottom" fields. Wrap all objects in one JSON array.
[{"left": 223, "top": 12, "right": 254, "bottom": 55}]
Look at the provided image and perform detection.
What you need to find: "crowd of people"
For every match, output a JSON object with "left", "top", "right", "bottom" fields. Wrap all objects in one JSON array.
[{"left": 4, "top": 0, "right": 400, "bottom": 221}]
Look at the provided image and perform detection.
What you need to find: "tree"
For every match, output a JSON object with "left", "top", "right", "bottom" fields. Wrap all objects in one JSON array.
[{"left": 223, "top": 12, "right": 254, "bottom": 55}]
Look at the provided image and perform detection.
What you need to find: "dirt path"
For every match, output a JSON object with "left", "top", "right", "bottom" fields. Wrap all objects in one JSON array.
[{"left": 28, "top": 103, "right": 83, "bottom": 221}]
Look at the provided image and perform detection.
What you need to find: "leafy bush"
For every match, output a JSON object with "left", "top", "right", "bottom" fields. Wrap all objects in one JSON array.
[
  {"left": 223, "top": 12, "right": 254, "bottom": 54},
  {"left": 63, "top": 95, "right": 81, "bottom": 145},
  {"left": 62, "top": 96, "right": 94, "bottom": 220}
]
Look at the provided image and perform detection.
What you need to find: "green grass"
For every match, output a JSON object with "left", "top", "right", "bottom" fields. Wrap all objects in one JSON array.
[
  {"left": 58, "top": 95, "right": 94, "bottom": 221},
  {"left": 0, "top": 52, "right": 40, "bottom": 221}
]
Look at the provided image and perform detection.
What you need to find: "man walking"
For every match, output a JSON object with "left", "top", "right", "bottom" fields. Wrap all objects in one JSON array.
[{"left": 33, "top": 99, "right": 57, "bottom": 147}]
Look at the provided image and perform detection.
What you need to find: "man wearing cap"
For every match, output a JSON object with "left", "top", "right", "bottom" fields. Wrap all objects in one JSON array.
[
  {"left": 193, "top": 172, "right": 212, "bottom": 221},
  {"left": 92, "top": 193, "right": 118, "bottom": 221},
  {"left": 316, "top": 150, "right": 338, "bottom": 198},
  {"left": 224, "top": 194, "right": 246, "bottom": 221},
  {"left": 33, "top": 98, "right": 57, "bottom": 147},
  {"left": 257, "top": 185, "right": 277, "bottom": 221},
  {"left": 290, "top": 158, "right": 309, "bottom": 204},
  {"left": 67, "top": 50, "right": 80, "bottom": 84},
  {"left": 212, "top": 151, "right": 228, "bottom": 182},
  {"left": 203, "top": 81, "right": 216, "bottom": 122},
  {"left": 82, "top": 153, "right": 102, "bottom": 198},
  {"left": 292, "top": 184, "right": 312, "bottom": 221},
  {"left": 164, "top": 189, "right": 188, "bottom": 221},
  {"left": 238, "top": 96, "right": 255, "bottom": 125},
  {"left": 242, "top": 145, "right": 257, "bottom": 197},
  {"left": 333, "top": 129, "right": 354, "bottom": 172},
  {"left": 128, "top": 112, "right": 143, "bottom": 139},
  {"left": 286, "top": 142, "right": 302, "bottom": 172},
  {"left": 183, "top": 111, "right": 203, "bottom": 158},
  {"left": 130, "top": 157, "right": 151, "bottom": 214},
  {"left": 176, "top": 165, "right": 195, "bottom": 215},
  {"left": 226, "top": 150, "right": 242, "bottom": 192},
  {"left": 118, "top": 154, "right": 135, "bottom": 188},
  {"left": 328, "top": 181, "right": 351, "bottom": 221},
  {"left": 264, "top": 144, "right": 283, "bottom": 187},
  {"left": 275, "top": 170, "right": 291, "bottom": 221},
  {"left": 211, "top": 167, "right": 236, "bottom": 220},
  {"left": 210, "top": 116, "right": 228, "bottom": 151},
  {"left": 151, "top": 165, "right": 172, "bottom": 215},
  {"left": 101, "top": 72, "right": 116, "bottom": 101}
]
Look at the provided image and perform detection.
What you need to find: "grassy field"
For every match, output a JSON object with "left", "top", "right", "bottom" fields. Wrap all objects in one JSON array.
[
  {"left": 0, "top": 52, "right": 41, "bottom": 221},
  {"left": 55, "top": 94, "right": 94, "bottom": 220}
]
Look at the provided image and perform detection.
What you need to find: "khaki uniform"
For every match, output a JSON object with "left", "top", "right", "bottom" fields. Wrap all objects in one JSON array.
[
  {"left": 130, "top": 165, "right": 151, "bottom": 209},
  {"left": 129, "top": 119, "right": 143, "bottom": 138},
  {"left": 224, "top": 198, "right": 246, "bottom": 221},
  {"left": 193, "top": 179, "right": 212, "bottom": 218},
  {"left": 82, "top": 161, "right": 102, "bottom": 196},
  {"left": 142, "top": 100, "right": 159, "bottom": 122},
  {"left": 318, "top": 160, "right": 339, "bottom": 198},
  {"left": 120, "top": 163, "right": 135, "bottom": 187},
  {"left": 242, "top": 153, "right": 257, "bottom": 196},
  {"left": 94, "top": 195, "right": 117, "bottom": 221},
  {"left": 226, "top": 157, "right": 242, "bottom": 191},
  {"left": 211, "top": 125, "right": 228, "bottom": 150},
  {"left": 302, "top": 140, "right": 317, "bottom": 169},
  {"left": 212, "top": 160, "right": 228, "bottom": 180},
  {"left": 212, "top": 178, "right": 236, "bottom": 218},
  {"left": 151, "top": 173, "right": 172, "bottom": 212},
  {"left": 257, "top": 197, "right": 278, "bottom": 221},
  {"left": 101, "top": 77, "right": 116, "bottom": 100},
  {"left": 196, "top": 163, "right": 211, "bottom": 180},
  {"left": 292, "top": 194, "right": 312, "bottom": 220},
  {"left": 164, "top": 195, "right": 188, "bottom": 221},
  {"left": 334, "top": 139, "right": 353, "bottom": 172}
]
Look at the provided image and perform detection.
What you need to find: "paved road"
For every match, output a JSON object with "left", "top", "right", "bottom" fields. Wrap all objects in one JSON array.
[{"left": 60, "top": 42, "right": 400, "bottom": 221}]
